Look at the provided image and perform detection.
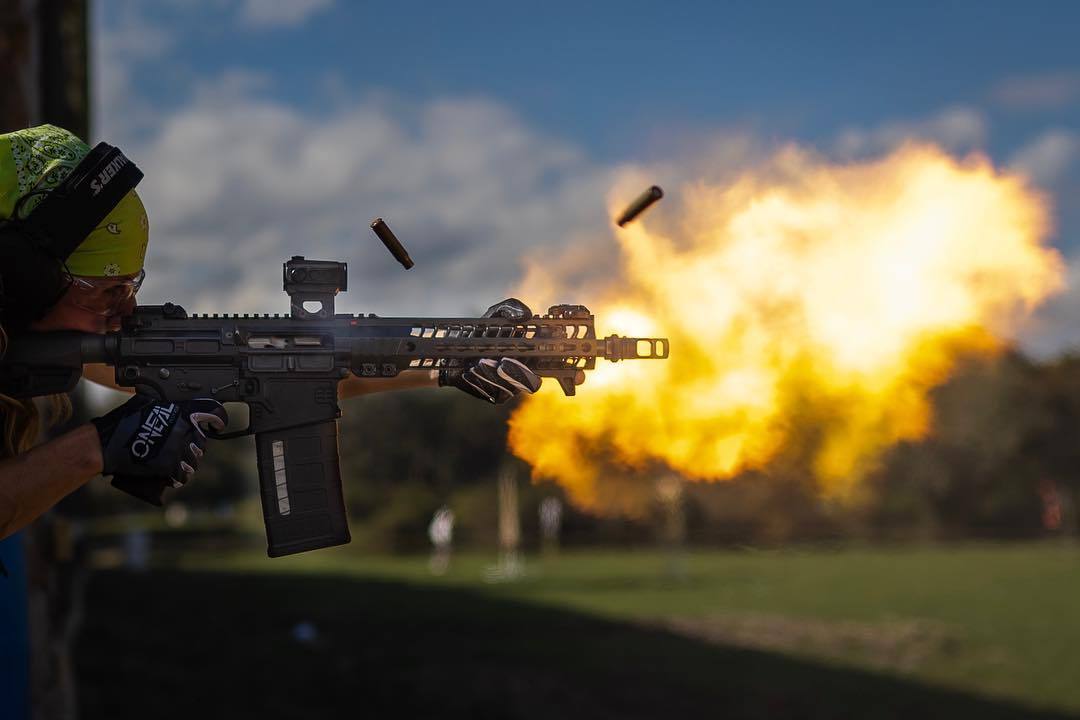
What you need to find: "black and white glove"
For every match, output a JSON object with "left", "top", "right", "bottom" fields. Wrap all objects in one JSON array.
[
  {"left": 91, "top": 395, "right": 228, "bottom": 488},
  {"left": 438, "top": 298, "right": 543, "bottom": 404}
]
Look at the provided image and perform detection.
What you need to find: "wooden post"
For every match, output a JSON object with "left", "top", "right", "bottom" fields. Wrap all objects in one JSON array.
[
  {"left": 489, "top": 464, "right": 523, "bottom": 581},
  {"left": 1, "top": 4, "right": 91, "bottom": 718}
]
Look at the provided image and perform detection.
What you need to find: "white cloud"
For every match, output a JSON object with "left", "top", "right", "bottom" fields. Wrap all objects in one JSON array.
[
  {"left": 1008, "top": 129, "right": 1079, "bottom": 188},
  {"left": 1006, "top": 130, "right": 1080, "bottom": 357},
  {"left": 92, "top": 0, "right": 336, "bottom": 140},
  {"left": 90, "top": 1, "right": 175, "bottom": 141},
  {"left": 833, "top": 106, "right": 987, "bottom": 159},
  {"left": 238, "top": 0, "right": 334, "bottom": 28},
  {"left": 993, "top": 70, "right": 1080, "bottom": 110},
  {"left": 1017, "top": 252, "right": 1080, "bottom": 358},
  {"left": 122, "top": 77, "right": 615, "bottom": 318}
]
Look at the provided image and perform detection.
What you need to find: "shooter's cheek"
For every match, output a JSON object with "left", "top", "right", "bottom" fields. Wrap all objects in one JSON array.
[{"left": 106, "top": 296, "right": 138, "bottom": 331}]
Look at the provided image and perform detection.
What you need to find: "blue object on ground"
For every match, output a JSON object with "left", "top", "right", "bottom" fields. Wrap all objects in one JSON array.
[{"left": 0, "top": 532, "right": 30, "bottom": 720}]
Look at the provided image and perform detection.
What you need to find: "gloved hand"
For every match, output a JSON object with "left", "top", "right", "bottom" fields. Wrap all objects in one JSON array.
[
  {"left": 91, "top": 395, "right": 228, "bottom": 487},
  {"left": 439, "top": 298, "right": 543, "bottom": 404}
]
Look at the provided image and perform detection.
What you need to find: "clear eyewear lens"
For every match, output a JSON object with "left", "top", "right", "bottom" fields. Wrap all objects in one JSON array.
[
  {"left": 68, "top": 268, "right": 145, "bottom": 293},
  {"left": 66, "top": 269, "right": 145, "bottom": 316}
]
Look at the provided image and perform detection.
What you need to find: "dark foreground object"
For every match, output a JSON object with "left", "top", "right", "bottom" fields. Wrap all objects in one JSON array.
[{"left": 77, "top": 569, "right": 1073, "bottom": 720}]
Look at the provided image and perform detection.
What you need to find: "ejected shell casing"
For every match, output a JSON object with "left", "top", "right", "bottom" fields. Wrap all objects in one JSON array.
[
  {"left": 370, "top": 217, "right": 414, "bottom": 269},
  {"left": 615, "top": 185, "right": 664, "bottom": 227}
]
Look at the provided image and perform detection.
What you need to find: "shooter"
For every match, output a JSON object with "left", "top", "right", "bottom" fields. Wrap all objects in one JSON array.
[{"left": 0, "top": 125, "right": 547, "bottom": 540}]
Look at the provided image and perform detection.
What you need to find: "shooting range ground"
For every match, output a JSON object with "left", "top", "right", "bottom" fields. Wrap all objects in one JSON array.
[{"left": 76, "top": 543, "right": 1080, "bottom": 719}]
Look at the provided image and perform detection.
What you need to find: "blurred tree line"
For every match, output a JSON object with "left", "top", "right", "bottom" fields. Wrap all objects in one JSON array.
[{"left": 61, "top": 346, "right": 1080, "bottom": 549}]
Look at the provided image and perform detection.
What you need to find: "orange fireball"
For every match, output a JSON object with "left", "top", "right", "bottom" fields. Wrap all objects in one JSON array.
[{"left": 509, "top": 143, "right": 1063, "bottom": 512}]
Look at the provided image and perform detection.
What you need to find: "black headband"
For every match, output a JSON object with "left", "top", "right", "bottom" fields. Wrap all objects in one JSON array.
[{"left": 21, "top": 141, "right": 143, "bottom": 262}]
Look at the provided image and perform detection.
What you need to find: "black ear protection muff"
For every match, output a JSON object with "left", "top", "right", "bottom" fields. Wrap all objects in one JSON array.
[{"left": 0, "top": 142, "right": 143, "bottom": 333}]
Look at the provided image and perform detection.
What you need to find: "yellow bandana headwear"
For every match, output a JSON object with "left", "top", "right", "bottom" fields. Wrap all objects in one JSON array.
[{"left": 0, "top": 124, "right": 149, "bottom": 277}]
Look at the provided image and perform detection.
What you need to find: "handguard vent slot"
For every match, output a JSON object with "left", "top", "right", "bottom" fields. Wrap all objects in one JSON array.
[
  {"left": 408, "top": 322, "right": 578, "bottom": 340},
  {"left": 396, "top": 320, "right": 599, "bottom": 371}
]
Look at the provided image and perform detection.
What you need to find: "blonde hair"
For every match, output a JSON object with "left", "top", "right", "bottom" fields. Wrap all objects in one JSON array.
[{"left": 0, "top": 325, "right": 72, "bottom": 458}]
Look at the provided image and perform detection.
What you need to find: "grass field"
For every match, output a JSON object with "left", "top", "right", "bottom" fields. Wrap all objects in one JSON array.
[{"left": 77, "top": 542, "right": 1080, "bottom": 718}]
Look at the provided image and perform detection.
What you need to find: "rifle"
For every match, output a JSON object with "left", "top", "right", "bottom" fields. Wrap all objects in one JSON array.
[{"left": 0, "top": 253, "right": 668, "bottom": 557}]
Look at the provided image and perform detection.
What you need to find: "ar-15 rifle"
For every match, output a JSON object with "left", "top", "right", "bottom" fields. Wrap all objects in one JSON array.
[{"left": 0, "top": 232, "right": 668, "bottom": 557}]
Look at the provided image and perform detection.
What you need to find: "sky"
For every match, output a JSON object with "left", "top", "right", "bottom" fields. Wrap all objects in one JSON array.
[{"left": 91, "top": 0, "right": 1080, "bottom": 355}]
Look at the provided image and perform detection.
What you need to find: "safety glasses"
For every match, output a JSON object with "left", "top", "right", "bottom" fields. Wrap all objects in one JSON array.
[{"left": 65, "top": 268, "right": 145, "bottom": 316}]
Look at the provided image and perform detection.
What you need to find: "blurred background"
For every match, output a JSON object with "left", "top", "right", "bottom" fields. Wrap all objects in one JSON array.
[{"left": 5, "top": 1, "right": 1080, "bottom": 718}]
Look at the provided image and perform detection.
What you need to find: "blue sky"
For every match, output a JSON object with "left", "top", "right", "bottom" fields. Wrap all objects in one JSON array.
[
  {"left": 101, "top": 2, "right": 1080, "bottom": 155},
  {"left": 92, "top": 0, "right": 1080, "bottom": 353}
]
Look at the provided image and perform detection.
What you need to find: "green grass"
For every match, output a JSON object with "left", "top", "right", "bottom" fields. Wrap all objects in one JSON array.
[{"left": 78, "top": 542, "right": 1080, "bottom": 718}]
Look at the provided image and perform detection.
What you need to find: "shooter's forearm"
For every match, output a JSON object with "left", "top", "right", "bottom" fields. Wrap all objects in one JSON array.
[
  {"left": 81, "top": 363, "right": 135, "bottom": 394},
  {"left": 338, "top": 369, "right": 439, "bottom": 399},
  {"left": 0, "top": 423, "right": 103, "bottom": 540},
  {"left": 85, "top": 359, "right": 440, "bottom": 401}
]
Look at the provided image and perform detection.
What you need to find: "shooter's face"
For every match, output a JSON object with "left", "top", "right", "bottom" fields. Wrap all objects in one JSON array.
[{"left": 29, "top": 273, "right": 141, "bottom": 334}]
